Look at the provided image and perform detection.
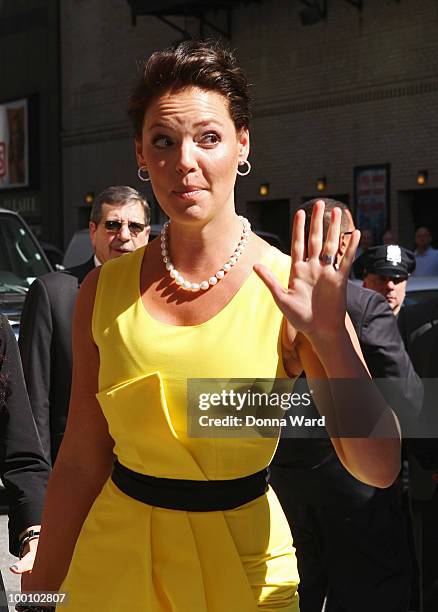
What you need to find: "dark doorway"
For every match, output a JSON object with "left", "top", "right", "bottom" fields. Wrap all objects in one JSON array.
[
  {"left": 77, "top": 206, "right": 91, "bottom": 230},
  {"left": 246, "top": 199, "right": 290, "bottom": 250},
  {"left": 398, "top": 189, "right": 438, "bottom": 249}
]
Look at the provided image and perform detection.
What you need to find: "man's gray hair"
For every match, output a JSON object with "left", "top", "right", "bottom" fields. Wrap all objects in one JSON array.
[{"left": 90, "top": 186, "right": 151, "bottom": 225}]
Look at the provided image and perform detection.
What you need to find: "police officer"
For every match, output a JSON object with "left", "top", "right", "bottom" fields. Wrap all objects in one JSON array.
[{"left": 362, "top": 245, "right": 416, "bottom": 316}]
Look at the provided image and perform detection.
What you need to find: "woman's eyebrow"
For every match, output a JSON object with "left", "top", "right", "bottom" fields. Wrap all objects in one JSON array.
[
  {"left": 148, "top": 118, "right": 224, "bottom": 131},
  {"left": 193, "top": 119, "right": 224, "bottom": 128}
]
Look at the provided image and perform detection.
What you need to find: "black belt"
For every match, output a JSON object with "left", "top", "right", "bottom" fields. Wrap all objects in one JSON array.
[{"left": 111, "top": 460, "right": 269, "bottom": 511}]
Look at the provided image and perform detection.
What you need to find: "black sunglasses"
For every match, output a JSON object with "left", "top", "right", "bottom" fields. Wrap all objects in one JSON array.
[{"left": 103, "top": 220, "right": 146, "bottom": 237}]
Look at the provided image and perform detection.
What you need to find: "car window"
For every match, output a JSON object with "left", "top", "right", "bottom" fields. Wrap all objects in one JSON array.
[
  {"left": 0, "top": 214, "right": 51, "bottom": 290},
  {"left": 404, "top": 290, "right": 438, "bottom": 306}
]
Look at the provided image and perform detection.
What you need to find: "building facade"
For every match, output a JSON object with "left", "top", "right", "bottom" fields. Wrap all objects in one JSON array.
[
  {"left": 4, "top": 0, "right": 438, "bottom": 250},
  {"left": 0, "top": 0, "right": 62, "bottom": 245}
]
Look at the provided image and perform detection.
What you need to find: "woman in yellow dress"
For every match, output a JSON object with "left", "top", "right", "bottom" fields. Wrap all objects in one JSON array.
[{"left": 23, "top": 40, "right": 401, "bottom": 611}]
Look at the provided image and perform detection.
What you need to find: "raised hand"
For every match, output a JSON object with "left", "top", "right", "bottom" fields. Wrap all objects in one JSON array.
[{"left": 254, "top": 200, "right": 360, "bottom": 347}]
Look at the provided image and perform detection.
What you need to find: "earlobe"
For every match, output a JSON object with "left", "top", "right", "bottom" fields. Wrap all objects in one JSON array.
[{"left": 238, "top": 128, "right": 250, "bottom": 160}]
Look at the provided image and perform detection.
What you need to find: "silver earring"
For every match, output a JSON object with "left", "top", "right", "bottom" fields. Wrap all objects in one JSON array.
[
  {"left": 237, "top": 160, "right": 251, "bottom": 177},
  {"left": 137, "top": 166, "right": 150, "bottom": 182}
]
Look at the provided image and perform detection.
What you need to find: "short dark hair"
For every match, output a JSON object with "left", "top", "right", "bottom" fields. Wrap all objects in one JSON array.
[
  {"left": 128, "top": 39, "right": 251, "bottom": 139},
  {"left": 90, "top": 186, "right": 151, "bottom": 225},
  {"left": 300, "top": 198, "right": 352, "bottom": 242}
]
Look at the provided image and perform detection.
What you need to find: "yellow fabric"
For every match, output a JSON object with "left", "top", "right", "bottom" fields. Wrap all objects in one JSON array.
[{"left": 60, "top": 245, "right": 300, "bottom": 611}]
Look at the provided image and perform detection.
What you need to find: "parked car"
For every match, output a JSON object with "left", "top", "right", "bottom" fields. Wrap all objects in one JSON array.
[
  {"left": 0, "top": 208, "right": 53, "bottom": 335},
  {"left": 254, "top": 230, "right": 288, "bottom": 253},
  {"left": 62, "top": 229, "right": 93, "bottom": 268},
  {"left": 62, "top": 224, "right": 287, "bottom": 268},
  {"left": 404, "top": 276, "right": 438, "bottom": 305},
  {"left": 351, "top": 275, "right": 438, "bottom": 306},
  {"left": 39, "top": 240, "right": 65, "bottom": 269}
]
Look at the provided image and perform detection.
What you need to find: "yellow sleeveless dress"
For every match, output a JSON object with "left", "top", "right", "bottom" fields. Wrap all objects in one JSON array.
[{"left": 59, "top": 245, "right": 300, "bottom": 611}]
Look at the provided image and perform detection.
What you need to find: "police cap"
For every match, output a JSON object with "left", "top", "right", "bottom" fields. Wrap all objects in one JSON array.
[{"left": 362, "top": 245, "right": 416, "bottom": 278}]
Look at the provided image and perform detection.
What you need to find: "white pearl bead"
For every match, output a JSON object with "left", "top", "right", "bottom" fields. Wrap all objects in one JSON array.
[
  {"left": 223, "top": 263, "right": 231, "bottom": 271},
  {"left": 191, "top": 283, "right": 200, "bottom": 291},
  {"left": 166, "top": 262, "right": 174, "bottom": 271},
  {"left": 209, "top": 276, "right": 218, "bottom": 285},
  {"left": 163, "top": 256, "right": 169, "bottom": 263},
  {"left": 170, "top": 269, "right": 179, "bottom": 279},
  {"left": 234, "top": 249, "right": 242, "bottom": 256},
  {"left": 228, "top": 257, "right": 237, "bottom": 266},
  {"left": 175, "top": 275, "right": 185, "bottom": 285},
  {"left": 216, "top": 270, "right": 225, "bottom": 279},
  {"left": 200, "top": 281, "right": 209, "bottom": 290},
  {"left": 183, "top": 280, "right": 191, "bottom": 290}
]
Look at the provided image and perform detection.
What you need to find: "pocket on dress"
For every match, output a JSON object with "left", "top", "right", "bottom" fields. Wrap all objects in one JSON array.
[{"left": 96, "top": 371, "right": 206, "bottom": 479}]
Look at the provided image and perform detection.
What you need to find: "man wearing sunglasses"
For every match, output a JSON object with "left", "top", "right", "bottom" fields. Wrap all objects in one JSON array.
[
  {"left": 89, "top": 189, "right": 150, "bottom": 264},
  {"left": 19, "top": 186, "right": 150, "bottom": 466}
]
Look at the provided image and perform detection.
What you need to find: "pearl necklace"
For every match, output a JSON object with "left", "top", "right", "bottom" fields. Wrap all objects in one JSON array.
[{"left": 161, "top": 216, "right": 251, "bottom": 291}]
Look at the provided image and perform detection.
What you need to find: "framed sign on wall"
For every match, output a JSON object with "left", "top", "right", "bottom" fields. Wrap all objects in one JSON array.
[
  {"left": 0, "top": 97, "right": 29, "bottom": 190},
  {"left": 354, "top": 164, "right": 390, "bottom": 243}
]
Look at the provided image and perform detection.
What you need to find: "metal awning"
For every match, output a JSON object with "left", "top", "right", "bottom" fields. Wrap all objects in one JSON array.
[
  {"left": 126, "top": 1, "right": 260, "bottom": 38},
  {"left": 127, "top": 1, "right": 401, "bottom": 36}
]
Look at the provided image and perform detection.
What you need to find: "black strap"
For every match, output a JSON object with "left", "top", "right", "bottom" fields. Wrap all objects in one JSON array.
[{"left": 111, "top": 460, "right": 269, "bottom": 511}]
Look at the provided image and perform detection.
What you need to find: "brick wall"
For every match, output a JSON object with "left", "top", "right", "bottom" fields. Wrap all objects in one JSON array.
[{"left": 61, "top": 0, "right": 438, "bottom": 246}]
